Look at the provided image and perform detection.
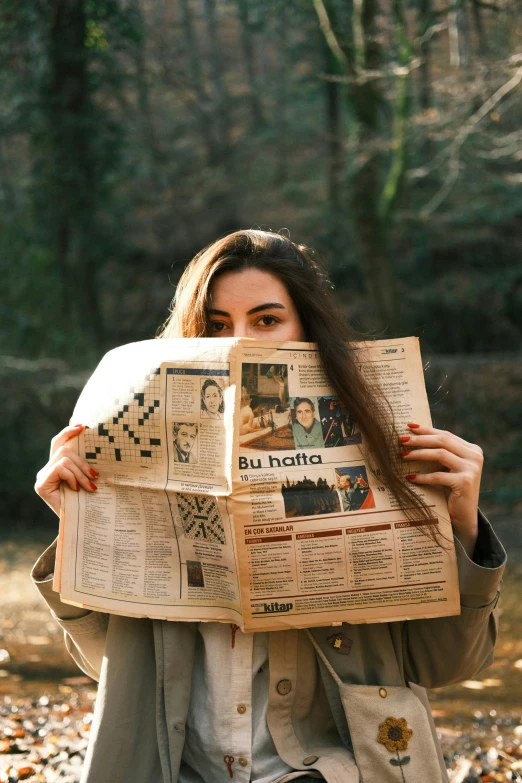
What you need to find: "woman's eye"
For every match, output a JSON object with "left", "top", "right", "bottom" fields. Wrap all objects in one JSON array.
[
  {"left": 209, "top": 321, "right": 227, "bottom": 332},
  {"left": 258, "top": 315, "right": 279, "bottom": 327}
]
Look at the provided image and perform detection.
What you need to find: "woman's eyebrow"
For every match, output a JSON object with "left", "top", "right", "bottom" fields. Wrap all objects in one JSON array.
[
  {"left": 247, "top": 302, "right": 286, "bottom": 315},
  {"left": 207, "top": 303, "right": 286, "bottom": 317}
]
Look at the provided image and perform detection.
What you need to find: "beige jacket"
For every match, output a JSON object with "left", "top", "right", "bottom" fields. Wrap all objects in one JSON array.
[{"left": 32, "top": 514, "right": 505, "bottom": 783}]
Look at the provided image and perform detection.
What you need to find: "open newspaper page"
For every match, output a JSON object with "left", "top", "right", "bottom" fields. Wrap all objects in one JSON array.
[
  {"left": 56, "top": 338, "right": 243, "bottom": 624},
  {"left": 55, "top": 335, "right": 459, "bottom": 630},
  {"left": 233, "top": 337, "right": 460, "bottom": 631}
]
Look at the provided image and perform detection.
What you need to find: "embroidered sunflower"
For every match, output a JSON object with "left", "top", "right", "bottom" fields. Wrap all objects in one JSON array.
[{"left": 377, "top": 717, "right": 413, "bottom": 753}]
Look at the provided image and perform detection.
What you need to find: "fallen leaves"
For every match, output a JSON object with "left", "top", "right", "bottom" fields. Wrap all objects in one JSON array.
[
  {"left": 0, "top": 686, "right": 96, "bottom": 782},
  {"left": 461, "top": 679, "right": 503, "bottom": 690}
]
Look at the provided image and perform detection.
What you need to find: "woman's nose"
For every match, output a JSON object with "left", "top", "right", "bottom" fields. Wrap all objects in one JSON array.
[{"left": 228, "top": 320, "right": 249, "bottom": 338}]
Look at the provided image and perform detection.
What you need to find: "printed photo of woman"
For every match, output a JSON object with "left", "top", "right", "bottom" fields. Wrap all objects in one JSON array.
[{"left": 200, "top": 378, "right": 225, "bottom": 420}]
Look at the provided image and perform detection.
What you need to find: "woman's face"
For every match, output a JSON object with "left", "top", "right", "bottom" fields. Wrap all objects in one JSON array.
[
  {"left": 208, "top": 269, "right": 305, "bottom": 341},
  {"left": 204, "top": 384, "right": 222, "bottom": 413}
]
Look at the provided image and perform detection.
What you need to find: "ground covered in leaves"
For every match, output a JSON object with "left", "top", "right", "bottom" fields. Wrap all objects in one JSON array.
[{"left": 0, "top": 522, "right": 520, "bottom": 782}]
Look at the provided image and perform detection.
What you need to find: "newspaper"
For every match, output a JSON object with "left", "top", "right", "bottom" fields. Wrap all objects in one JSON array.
[{"left": 55, "top": 337, "right": 460, "bottom": 631}]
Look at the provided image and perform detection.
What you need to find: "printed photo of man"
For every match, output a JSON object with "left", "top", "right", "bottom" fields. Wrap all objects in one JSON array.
[
  {"left": 172, "top": 422, "right": 198, "bottom": 464},
  {"left": 291, "top": 397, "right": 324, "bottom": 449},
  {"left": 336, "top": 466, "right": 375, "bottom": 512}
]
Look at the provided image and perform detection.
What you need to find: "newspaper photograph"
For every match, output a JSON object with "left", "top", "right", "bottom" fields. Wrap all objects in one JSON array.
[{"left": 55, "top": 336, "right": 460, "bottom": 631}]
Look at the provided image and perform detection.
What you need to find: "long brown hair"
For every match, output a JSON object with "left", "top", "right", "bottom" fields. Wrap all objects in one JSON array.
[{"left": 160, "top": 229, "right": 438, "bottom": 533}]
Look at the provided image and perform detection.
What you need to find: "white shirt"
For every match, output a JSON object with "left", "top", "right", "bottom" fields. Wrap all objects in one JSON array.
[{"left": 180, "top": 625, "right": 326, "bottom": 782}]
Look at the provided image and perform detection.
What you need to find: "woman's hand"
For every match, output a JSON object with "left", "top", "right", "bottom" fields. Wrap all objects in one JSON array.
[
  {"left": 400, "top": 423, "right": 484, "bottom": 558},
  {"left": 35, "top": 425, "right": 98, "bottom": 516}
]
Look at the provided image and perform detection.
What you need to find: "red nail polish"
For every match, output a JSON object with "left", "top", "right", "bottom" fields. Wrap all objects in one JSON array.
[
  {"left": 398, "top": 436, "right": 410, "bottom": 443},
  {"left": 407, "top": 423, "right": 420, "bottom": 429},
  {"left": 89, "top": 468, "right": 99, "bottom": 478},
  {"left": 401, "top": 450, "right": 411, "bottom": 456},
  {"left": 89, "top": 481, "right": 98, "bottom": 491},
  {"left": 405, "top": 474, "right": 417, "bottom": 481},
  {"left": 76, "top": 482, "right": 80, "bottom": 491},
  {"left": 73, "top": 424, "right": 84, "bottom": 429}
]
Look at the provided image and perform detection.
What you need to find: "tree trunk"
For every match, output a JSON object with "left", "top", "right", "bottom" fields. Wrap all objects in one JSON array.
[
  {"left": 449, "top": 3, "right": 471, "bottom": 69},
  {"left": 202, "top": 0, "right": 231, "bottom": 157},
  {"left": 417, "top": 0, "right": 434, "bottom": 159},
  {"left": 349, "top": 117, "right": 400, "bottom": 333},
  {"left": 235, "top": 0, "right": 264, "bottom": 126},
  {"left": 314, "top": 0, "right": 401, "bottom": 333},
  {"left": 352, "top": 0, "right": 400, "bottom": 332},
  {"left": 448, "top": 9, "right": 460, "bottom": 67},
  {"left": 417, "top": 0, "right": 433, "bottom": 112},
  {"left": 471, "top": 0, "right": 488, "bottom": 56},
  {"left": 178, "top": 0, "right": 222, "bottom": 163},
  {"left": 46, "top": 0, "right": 104, "bottom": 346},
  {"left": 379, "top": 0, "right": 411, "bottom": 222},
  {"left": 458, "top": 5, "right": 471, "bottom": 69},
  {"left": 274, "top": 0, "right": 289, "bottom": 184},
  {"left": 324, "top": 44, "right": 343, "bottom": 213},
  {"left": 129, "top": 0, "right": 163, "bottom": 170}
]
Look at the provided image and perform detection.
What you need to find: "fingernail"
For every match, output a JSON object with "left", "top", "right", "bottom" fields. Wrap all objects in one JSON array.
[
  {"left": 89, "top": 481, "right": 98, "bottom": 491},
  {"left": 405, "top": 474, "right": 417, "bottom": 481},
  {"left": 398, "top": 436, "right": 410, "bottom": 443},
  {"left": 89, "top": 468, "right": 99, "bottom": 478},
  {"left": 401, "top": 450, "right": 411, "bottom": 456},
  {"left": 76, "top": 482, "right": 80, "bottom": 491},
  {"left": 407, "top": 423, "right": 420, "bottom": 429},
  {"left": 73, "top": 424, "right": 84, "bottom": 429}
]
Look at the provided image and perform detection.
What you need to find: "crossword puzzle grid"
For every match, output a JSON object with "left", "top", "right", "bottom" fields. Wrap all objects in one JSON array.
[
  {"left": 84, "top": 368, "right": 162, "bottom": 464},
  {"left": 176, "top": 493, "right": 226, "bottom": 545}
]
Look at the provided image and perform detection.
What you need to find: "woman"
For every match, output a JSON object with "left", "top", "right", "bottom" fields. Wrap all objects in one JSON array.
[
  {"left": 240, "top": 387, "right": 259, "bottom": 435},
  {"left": 266, "top": 366, "right": 289, "bottom": 410},
  {"left": 200, "top": 377, "right": 225, "bottom": 419},
  {"left": 34, "top": 230, "right": 505, "bottom": 783}
]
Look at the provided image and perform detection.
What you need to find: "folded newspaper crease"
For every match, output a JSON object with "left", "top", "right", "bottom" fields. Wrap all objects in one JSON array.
[{"left": 55, "top": 337, "right": 459, "bottom": 631}]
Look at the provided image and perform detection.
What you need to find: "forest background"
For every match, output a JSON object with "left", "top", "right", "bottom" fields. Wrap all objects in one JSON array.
[
  {"left": 1, "top": 0, "right": 521, "bottom": 529},
  {"left": 0, "top": 2, "right": 521, "bottom": 776}
]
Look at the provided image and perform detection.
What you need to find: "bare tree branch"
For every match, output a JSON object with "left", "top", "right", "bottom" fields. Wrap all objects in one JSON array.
[
  {"left": 434, "top": 2, "right": 500, "bottom": 14},
  {"left": 475, "top": 139, "right": 522, "bottom": 158},
  {"left": 474, "top": 1, "right": 501, "bottom": 11},
  {"left": 406, "top": 145, "right": 452, "bottom": 180},
  {"left": 318, "top": 58, "right": 421, "bottom": 85},
  {"left": 489, "top": 128, "right": 522, "bottom": 146},
  {"left": 312, "top": 0, "right": 357, "bottom": 77},
  {"left": 414, "top": 21, "right": 448, "bottom": 48},
  {"left": 421, "top": 63, "right": 522, "bottom": 216}
]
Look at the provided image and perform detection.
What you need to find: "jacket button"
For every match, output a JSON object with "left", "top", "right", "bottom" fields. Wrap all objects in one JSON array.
[
  {"left": 237, "top": 704, "right": 247, "bottom": 714},
  {"left": 276, "top": 679, "right": 292, "bottom": 695},
  {"left": 379, "top": 688, "right": 387, "bottom": 698},
  {"left": 238, "top": 757, "right": 248, "bottom": 767},
  {"left": 303, "top": 755, "right": 319, "bottom": 766}
]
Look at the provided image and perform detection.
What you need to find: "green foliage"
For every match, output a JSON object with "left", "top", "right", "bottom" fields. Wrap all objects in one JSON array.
[
  {"left": 424, "top": 358, "right": 522, "bottom": 517},
  {"left": 0, "top": 0, "right": 520, "bottom": 357},
  {"left": 0, "top": 359, "right": 87, "bottom": 529},
  {"left": 0, "top": 0, "right": 521, "bottom": 523}
]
